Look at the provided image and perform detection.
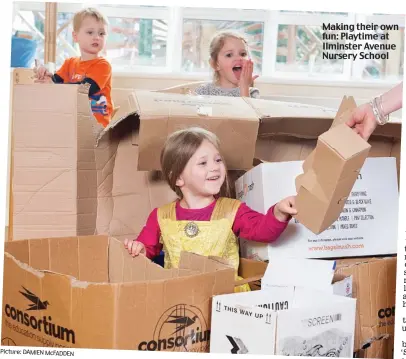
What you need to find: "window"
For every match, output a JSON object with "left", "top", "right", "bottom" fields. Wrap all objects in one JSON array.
[
  {"left": 275, "top": 24, "right": 345, "bottom": 75},
  {"left": 105, "top": 17, "right": 167, "bottom": 69},
  {"left": 11, "top": 2, "right": 405, "bottom": 84},
  {"left": 182, "top": 19, "right": 264, "bottom": 74}
]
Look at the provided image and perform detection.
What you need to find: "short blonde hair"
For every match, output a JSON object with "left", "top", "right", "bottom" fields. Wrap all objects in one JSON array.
[
  {"left": 209, "top": 30, "right": 249, "bottom": 84},
  {"left": 160, "top": 127, "right": 231, "bottom": 198},
  {"left": 72, "top": 7, "right": 109, "bottom": 32}
]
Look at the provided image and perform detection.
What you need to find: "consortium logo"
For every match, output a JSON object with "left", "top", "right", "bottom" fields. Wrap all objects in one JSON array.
[
  {"left": 138, "top": 304, "right": 210, "bottom": 352},
  {"left": 4, "top": 286, "right": 76, "bottom": 344}
]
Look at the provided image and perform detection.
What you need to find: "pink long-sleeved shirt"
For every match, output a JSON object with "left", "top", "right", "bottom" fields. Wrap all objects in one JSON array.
[{"left": 136, "top": 199, "right": 290, "bottom": 259}]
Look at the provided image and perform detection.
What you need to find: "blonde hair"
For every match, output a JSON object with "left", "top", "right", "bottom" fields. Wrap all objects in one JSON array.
[
  {"left": 160, "top": 127, "right": 231, "bottom": 198},
  {"left": 209, "top": 30, "right": 249, "bottom": 84},
  {"left": 72, "top": 7, "right": 109, "bottom": 32}
]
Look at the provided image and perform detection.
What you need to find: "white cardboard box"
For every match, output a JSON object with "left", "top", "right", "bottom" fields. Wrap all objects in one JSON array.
[
  {"left": 235, "top": 157, "right": 399, "bottom": 261},
  {"left": 262, "top": 257, "right": 353, "bottom": 297},
  {"left": 210, "top": 287, "right": 356, "bottom": 356}
]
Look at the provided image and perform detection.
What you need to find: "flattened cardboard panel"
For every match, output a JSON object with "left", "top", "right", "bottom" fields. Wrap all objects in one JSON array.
[
  {"left": 4, "top": 240, "right": 29, "bottom": 264},
  {"left": 49, "top": 237, "right": 79, "bottom": 278},
  {"left": 13, "top": 84, "right": 78, "bottom": 113},
  {"left": 29, "top": 238, "right": 50, "bottom": 271},
  {"left": 12, "top": 96, "right": 78, "bottom": 240},
  {"left": 13, "top": 227, "right": 79, "bottom": 243},
  {"left": 78, "top": 235, "right": 109, "bottom": 282},
  {"left": 13, "top": 112, "right": 77, "bottom": 150},
  {"left": 77, "top": 97, "right": 100, "bottom": 237},
  {"left": 71, "top": 284, "right": 115, "bottom": 349},
  {"left": 13, "top": 148, "right": 75, "bottom": 169},
  {"left": 13, "top": 212, "right": 77, "bottom": 227}
]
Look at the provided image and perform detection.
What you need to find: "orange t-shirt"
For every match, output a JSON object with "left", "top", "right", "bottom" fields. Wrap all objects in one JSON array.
[{"left": 54, "top": 57, "right": 113, "bottom": 128}]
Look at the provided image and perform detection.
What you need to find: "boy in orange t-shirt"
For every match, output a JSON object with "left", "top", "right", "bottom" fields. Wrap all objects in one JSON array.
[{"left": 35, "top": 8, "right": 112, "bottom": 128}]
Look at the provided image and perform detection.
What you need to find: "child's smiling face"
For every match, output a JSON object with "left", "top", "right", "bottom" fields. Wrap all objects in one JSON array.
[
  {"left": 176, "top": 139, "right": 226, "bottom": 198},
  {"left": 213, "top": 37, "right": 248, "bottom": 87}
]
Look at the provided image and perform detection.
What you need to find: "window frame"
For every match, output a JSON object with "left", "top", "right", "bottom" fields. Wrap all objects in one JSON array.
[{"left": 13, "top": 2, "right": 404, "bottom": 86}]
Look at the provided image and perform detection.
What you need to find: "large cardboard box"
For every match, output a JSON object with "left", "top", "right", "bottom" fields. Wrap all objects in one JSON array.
[
  {"left": 235, "top": 256, "right": 396, "bottom": 359},
  {"left": 236, "top": 157, "right": 399, "bottom": 261},
  {"left": 96, "top": 89, "right": 261, "bottom": 171},
  {"left": 1, "top": 235, "right": 236, "bottom": 351},
  {"left": 10, "top": 79, "right": 342, "bottom": 242},
  {"left": 210, "top": 285, "right": 356, "bottom": 356},
  {"left": 335, "top": 257, "right": 397, "bottom": 359}
]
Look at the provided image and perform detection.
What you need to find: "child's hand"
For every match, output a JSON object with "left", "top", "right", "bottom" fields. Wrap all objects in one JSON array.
[
  {"left": 239, "top": 59, "right": 259, "bottom": 95},
  {"left": 33, "top": 62, "right": 53, "bottom": 82},
  {"left": 124, "top": 238, "right": 146, "bottom": 257},
  {"left": 274, "top": 196, "right": 297, "bottom": 222},
  {"left": 34, "top": 76, "right": 53, "bottom": 84}
]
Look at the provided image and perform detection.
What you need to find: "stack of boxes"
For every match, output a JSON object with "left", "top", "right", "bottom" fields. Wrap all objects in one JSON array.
[
  {"left": 235, "top": 97, "right": 399, "bottom": 359},
  {"left": 3, "top": 70, "right": 402, "bottom": 358}
]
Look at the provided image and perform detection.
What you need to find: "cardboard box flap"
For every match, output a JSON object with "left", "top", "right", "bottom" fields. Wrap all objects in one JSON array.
[
  {"left": 320, "top": 124, "right": 371, "bottom": 161},
  {"left": 247, "top": 97, "right": 337, "bottom": 119},
  {"left": 257, "top": 95, "right": 401, "bottom": 140},
  {"left": 108, "top": 239, "right": 229, "bottom": 284},
  {"left": 96, "top": 90, "right": 260, "bottom": 171},
  {"left": 331, "top": 96, "right": 357, "bottom": 128},
  {"left": 179, "top": 252, "right": 234, "bottom": 273}
]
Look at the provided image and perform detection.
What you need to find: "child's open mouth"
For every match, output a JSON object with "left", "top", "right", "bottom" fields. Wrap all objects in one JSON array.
[
  {"left": 207, "top": 176, "right": 220, "bottom": 181},
  {"left": 92, "top": 43, "right": 99, "bottom": 48},
  {"left": 232, "top": 66, "right": 242, "bottom": 79}
]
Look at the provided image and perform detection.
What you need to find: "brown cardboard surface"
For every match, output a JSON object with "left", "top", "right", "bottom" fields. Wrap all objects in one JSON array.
[
  {"left": 238, "top": 258, "right": 267, "bottom": 290},
  {"left": 294, "top": 97, "right": 372, "bottom": 234},
  {"left": 97, "top": 90, "right": 261, "bottom": 171},
  {"left": 335, "top": 256, "right": 396, "bottom": 359},
  {"left": 234, "top": 256, "right": 396, "bottom": 359},
  {"left": 2, "top": 235, "right": 236, "bottom": 351},
  {"left": 11, "top": 78, "right": 348, "bottom": 242},
  {"left": 9, "top": 77, "right": 401, "bottom": 245}
]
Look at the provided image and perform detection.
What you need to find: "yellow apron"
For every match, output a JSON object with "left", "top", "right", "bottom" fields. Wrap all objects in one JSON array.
[{"left": 157, "top": 197, "right": 250, "bottom": 293}]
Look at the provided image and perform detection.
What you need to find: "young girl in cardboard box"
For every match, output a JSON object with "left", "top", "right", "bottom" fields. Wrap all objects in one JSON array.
[{"left": 124, "top": 127, "right": 297, "bottom": 292}]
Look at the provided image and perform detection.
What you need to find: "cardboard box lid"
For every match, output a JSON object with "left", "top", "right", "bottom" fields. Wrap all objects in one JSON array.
[{"left": 96, "top": 90, "right": 260, "bottom": 171}]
